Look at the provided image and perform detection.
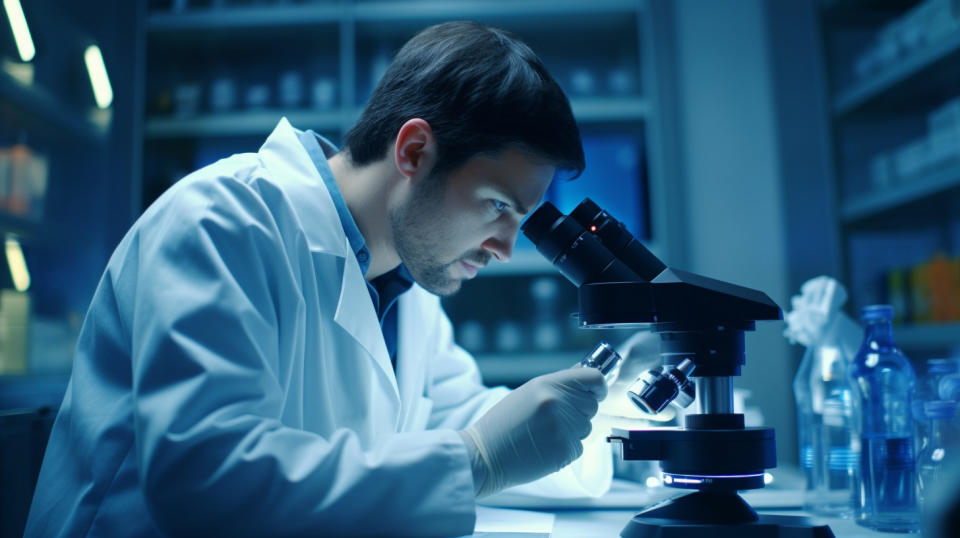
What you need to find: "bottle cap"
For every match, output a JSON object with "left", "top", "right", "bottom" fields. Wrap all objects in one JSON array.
[
  {"left": 860, "top": 304, "right": 894, "bottom": 322},
  {"left": 927, "top": 358, "right": 960, "bottom": 376},
  {"left": 939, "top": 375, "right": 960, "bottom": 401},
  {"left": 923, "top": 400, "right": 958, "bottom": 420}
]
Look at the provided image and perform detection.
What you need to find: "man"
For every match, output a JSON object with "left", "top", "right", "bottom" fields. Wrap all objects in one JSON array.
[{"left": 26, "top": 21, "right": 612, "bottom": 537}]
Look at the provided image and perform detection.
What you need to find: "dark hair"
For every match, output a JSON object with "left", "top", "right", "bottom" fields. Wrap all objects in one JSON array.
[{"left": 343, "top": 21, "right": 584, "bottom": 179}]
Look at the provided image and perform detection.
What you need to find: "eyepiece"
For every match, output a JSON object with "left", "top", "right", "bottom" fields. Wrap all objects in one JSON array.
[
  {"left": 522, "top": 202, "right": 640, "bottom": 287},
  {"left": 519, "top": 201, "right": 563, "bottom": 246},
  {"left": 569, "top": 198, "right": 666, "bottom": 281}
]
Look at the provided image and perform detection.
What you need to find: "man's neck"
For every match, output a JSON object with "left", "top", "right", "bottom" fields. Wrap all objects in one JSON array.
[{"left": 327, "top": 152, "right": 402, "bottom": 280}]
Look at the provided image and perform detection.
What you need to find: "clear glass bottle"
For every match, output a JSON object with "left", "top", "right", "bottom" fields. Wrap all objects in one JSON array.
[
  {"left": 912, "top": 359, "right": 959, "bottom": 459},
  {"left": 793, "top": 318, "right": 858, "bottom": 517},
  {"left": 924, "top": 359, "right": 960, "bottom": 398},
  {"left": 849, "top": 305, "right": 920, "bottom": 533},
  {"left": 917, "top": 400, "right": 957, "bottom": 507}
]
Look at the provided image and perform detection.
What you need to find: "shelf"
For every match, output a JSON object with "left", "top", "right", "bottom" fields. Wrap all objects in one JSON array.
[
  {"left": 0, "top": 70, "right": 107, "bottom": 145},
  {"left": 0, "top": 213, "right": 41, "bottom": 238},
  {"left": 571, "top": 97, "right": 649, "bottom": 122},
  {"left": 145, "top": 97, "right": 647, "bottom": 139},
  {"left": 148, "top": 4, "right": 343, "bottom": 31},
  {"left": 840, "top": 160, "right": 960, "bottom": 222},
  {"left": 145, "top": 109, "right": 351, "bottom": 139},
  {"left": 148, "top": 0, "right": 643, "bottom": 31},
  {"left": 353, "top": 0, "right": 643, "bottom": 21},
  {"left": 833, "top": 29, "right": 960, "bottom": 115},
  {"left": 894, "top": 322, "right": 960, "bottom": 349}
]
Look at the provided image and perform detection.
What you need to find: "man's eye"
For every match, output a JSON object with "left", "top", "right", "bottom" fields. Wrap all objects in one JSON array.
[{"left": 490, "top": 199, "right": 509, "bottom": 213}]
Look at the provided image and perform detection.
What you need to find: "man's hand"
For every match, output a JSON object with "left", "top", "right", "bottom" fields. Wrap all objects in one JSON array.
[{"left": 459, "top": 367, "right": 607, "bottom": 498}]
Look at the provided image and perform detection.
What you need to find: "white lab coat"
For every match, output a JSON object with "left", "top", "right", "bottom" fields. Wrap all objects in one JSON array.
[{"left": 24, "top": 119, "right": 609, "bottom": 538}]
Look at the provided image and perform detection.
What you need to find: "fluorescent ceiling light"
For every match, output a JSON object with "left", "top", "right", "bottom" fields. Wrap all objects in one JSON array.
[
  {"left": 84, "top": 44, "right": 113, "bottom": 109},
  {"left": 3, "top": 0, "right": 35, "bottom": 62},
  {"left": 5, "top": 236, "right": 30, "bottom": 292}
]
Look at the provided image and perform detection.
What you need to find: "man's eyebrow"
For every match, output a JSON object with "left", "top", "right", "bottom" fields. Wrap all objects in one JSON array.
[
  {"left": 486, "top": 186, "right": 531, "bottom": 216},
  {"left": 511, "top": 196, "right": 531, "bottom": 216},
  {"left": 502, "top": 191, "right": 530, "bottom": 216}
]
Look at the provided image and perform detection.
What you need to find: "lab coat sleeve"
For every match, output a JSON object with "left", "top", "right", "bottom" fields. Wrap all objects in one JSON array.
[
  {"left": 423, "top": 297, "right": 612, "bottom": 498},
  {"left": 125, "top": 176, "right": 475, "bottom": 537}
]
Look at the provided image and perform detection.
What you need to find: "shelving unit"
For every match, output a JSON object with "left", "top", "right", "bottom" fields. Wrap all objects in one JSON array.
[
  {"left": 894, "top": 322, "right": 960, "bottom": 348},
  {"left": 148, "top": 3, "right": 344, "bottom": 30},
  {"left": 143, "top": 97, "right": 649, "bottom": 139},
  {"left": 841, "top": 160, "right": 960, "bottom": 221},
  {"left": 145, "top": 109, "right": 350, "bottom": 139},
  {"left": 147, "top": 0, "right": 645, "bottom": 31},
  {"left": 0, "top": 70, "right": 108, "bottom": 145},
  {"left": 0, "top": 2, "right": 144, "bottom": 533},
  {"left": 819, "top": 0, "right": 960, "bottom": 355},
  {"left": 833, "top": 24, "right": 960, "bottom": 114}
]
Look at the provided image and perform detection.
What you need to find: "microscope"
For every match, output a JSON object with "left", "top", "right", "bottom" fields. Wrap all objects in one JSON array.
[{"left": 522, "top": 199, "right": 833, "bottom": 538}]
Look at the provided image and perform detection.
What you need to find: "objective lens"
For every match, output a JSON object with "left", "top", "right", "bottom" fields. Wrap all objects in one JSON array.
[
  {"left": 578, "top": 341, "right": 623, "bottom": 384},
  {"left": 627, "top": 358, "right": 696, "bottom": 414}
]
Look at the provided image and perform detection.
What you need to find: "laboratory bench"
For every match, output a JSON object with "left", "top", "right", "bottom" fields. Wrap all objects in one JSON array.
[{"left": 470, "top": 479, "right": 908, "bottom": 537}]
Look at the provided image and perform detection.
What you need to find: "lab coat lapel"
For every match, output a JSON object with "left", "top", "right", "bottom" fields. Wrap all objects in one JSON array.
[{"left": 333, "top": 247, "right": 400, "bottom": 406}]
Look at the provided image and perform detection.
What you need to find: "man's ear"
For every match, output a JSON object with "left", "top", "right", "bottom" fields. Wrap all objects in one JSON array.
[{"left": 394, "top": 118, "right": 436, "bottom": 179}]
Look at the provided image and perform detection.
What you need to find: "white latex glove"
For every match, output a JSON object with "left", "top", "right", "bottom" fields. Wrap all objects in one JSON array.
[{"left": 459, "top": 367, "right": 607, "bottom": 498}]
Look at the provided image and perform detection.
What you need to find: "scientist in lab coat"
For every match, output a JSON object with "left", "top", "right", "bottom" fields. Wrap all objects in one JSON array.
[{"left": 26, "top": 21, "right": 614, "bottom": 537}]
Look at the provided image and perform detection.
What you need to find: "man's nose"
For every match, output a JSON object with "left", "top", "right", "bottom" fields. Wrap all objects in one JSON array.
[{"left": 481, "top": 220, "right": 520, "bottom": 262}]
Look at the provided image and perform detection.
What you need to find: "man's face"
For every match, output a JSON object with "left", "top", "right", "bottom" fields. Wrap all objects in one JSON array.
[{"left": 390, "top": 148, "right": 555, "bottom": 296}]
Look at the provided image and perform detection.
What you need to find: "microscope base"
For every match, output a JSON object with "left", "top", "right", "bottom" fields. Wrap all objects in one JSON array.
[{"left": 620, "top": 491, "right": 834, "bottom": 538}]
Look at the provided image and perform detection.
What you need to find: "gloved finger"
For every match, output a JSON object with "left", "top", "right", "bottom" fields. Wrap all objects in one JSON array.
[
  {"left": 554, "top": 402, "right": 594, "bottom": 439},
  {"left": 576, "top": 417, "right": 593, "bottom": 440},
  {"left": 562, "top": 439, "right": 584, "bottom": 469},
  {"left": 553, "top": 382, "right": 601, "bottom": 418},
  {"left": 554, "top": 366, "right": 608, "bottom": 400}
]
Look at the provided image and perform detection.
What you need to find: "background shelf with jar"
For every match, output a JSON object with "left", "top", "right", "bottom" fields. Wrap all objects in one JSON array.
[
  {"left": 0, "top": 1, "right": 143, "bottom": 535},
  {"left": 144, "top": 0, "right": 673, "bottom": 387},
  {"left": 819, "top": 0, "right": 960, "bottom": 358},
  {"left": 0, "top": 1, "right": 142, "bottom": 405}
]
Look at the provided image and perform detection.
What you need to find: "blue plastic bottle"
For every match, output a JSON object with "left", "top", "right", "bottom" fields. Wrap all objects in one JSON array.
[
  {"left": 917, "top": 400, "right": 957, "bottom": 506},
  {"left": 849, "top": 305, "right": 920, "bottom": 533}
]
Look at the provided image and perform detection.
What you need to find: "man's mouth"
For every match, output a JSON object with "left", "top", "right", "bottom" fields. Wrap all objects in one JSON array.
[{"left": 460, "top": 260, "right": 482, "bottom": 278}]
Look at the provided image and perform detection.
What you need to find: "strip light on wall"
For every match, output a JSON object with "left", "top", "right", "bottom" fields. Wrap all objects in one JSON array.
[
  {"left": 5, "top": 236, "right": 30, "bottom": 292},
  {"left": 84, "top": 44, "right": 113, "bottom": 109},
  {"left": 3, "top": 0, "right": 35, "bottom": 62}
]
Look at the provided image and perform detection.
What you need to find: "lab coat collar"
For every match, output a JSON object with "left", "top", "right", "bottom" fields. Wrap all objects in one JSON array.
[
  {"left": 258, "top": 118, "right": 401, "bottom": 407},
  {"left": 258, "top": 117, "right": 347, "bottom": 257}
]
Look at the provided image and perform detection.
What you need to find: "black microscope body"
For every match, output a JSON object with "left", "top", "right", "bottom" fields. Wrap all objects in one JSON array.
[{"left": 521, "top": 199, "right": 833, "bottom": 538}]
